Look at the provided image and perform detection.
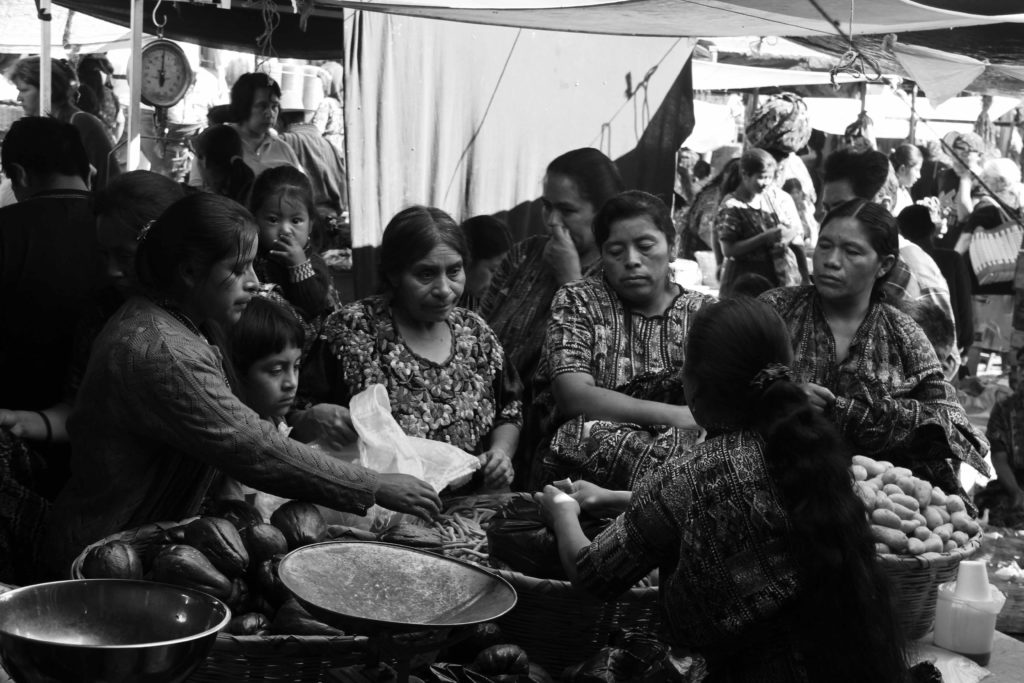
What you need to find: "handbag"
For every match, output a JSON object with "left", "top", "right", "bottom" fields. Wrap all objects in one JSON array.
[{"left": 968, "top": 205, "right": 1024, "bottom": 285}]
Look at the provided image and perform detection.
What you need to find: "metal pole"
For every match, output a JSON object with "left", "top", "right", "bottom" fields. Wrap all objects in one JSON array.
[
  {"left": 909, "top": 86, "right": 917, "bottom": 144},
  {"left": 38, "top": 0, "right": 52, "bottom": 115},
  {"left": 127, "top": 0, "right": 144, "bottom": 170}
]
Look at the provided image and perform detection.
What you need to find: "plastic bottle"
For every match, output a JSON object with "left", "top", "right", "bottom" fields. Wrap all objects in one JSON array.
[{"left": 933, "top": 560, "right": 1006, "bottom": 666}]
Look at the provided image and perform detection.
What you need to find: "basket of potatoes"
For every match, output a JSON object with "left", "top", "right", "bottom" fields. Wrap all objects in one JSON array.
[{"left": 851, "top": 455, "right": 982, "bottom": 640}]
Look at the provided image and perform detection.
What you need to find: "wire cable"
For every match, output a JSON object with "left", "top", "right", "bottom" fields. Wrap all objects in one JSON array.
[{"left": 442, "top": 28, "right": 522, "bottom": 204}]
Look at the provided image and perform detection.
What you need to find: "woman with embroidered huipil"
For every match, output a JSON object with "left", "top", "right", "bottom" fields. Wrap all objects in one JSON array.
[
  {"left": 535, "top": 191, "right": 713, "bottom": 489},
  {"left": 537, "top": 297, "right": 908, "bottom": 682},
  {"left": 760, "top": 198, "right": 989, "bottom": 499},
  {"left": 304, "top": 206, "right": 523, "bottom": 492}
]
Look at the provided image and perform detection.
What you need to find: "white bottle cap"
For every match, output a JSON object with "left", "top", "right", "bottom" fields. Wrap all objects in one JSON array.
[{"left": 954, "top": 560, "right": 991, "bottom": 602}]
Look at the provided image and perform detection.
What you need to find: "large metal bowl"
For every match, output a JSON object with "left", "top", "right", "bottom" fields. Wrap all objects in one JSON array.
[
  {"left": 0, "top": 579, "right": 229, "bottom": 683},
  {"left": 278, "top": 541, "right": 517, "bottom": 635}
]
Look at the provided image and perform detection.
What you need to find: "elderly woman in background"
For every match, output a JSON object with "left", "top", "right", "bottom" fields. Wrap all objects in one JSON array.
[
  {"left": 8, "top": 56, "right": 120, "bottom": 189},
  {"left": 716, "top": 149, "right": 806, "bottom": 297},
  {"left": 304, "top": 206, "right": 522, "bottom": 492},
  {"left": 761, "top": 199, "right": 989, "bottom": 501},
  {"left": 536, "top": 191, "right": 713, "bottom": 489}
]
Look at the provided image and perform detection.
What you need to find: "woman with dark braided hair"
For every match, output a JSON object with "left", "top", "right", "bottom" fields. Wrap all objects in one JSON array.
[
  {"left": 761, "top": 198, "right": 988, "bottom": 503},
  {"left": 537, "top": 296, "right": 908, "bottom": 682}
]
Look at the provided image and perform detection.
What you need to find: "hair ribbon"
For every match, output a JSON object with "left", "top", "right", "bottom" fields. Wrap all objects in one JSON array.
[{"left": 750, "top": 362, "right": 792, "bottom": 392}]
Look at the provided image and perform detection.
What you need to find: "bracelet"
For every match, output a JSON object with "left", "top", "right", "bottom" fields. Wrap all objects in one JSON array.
[
  {"left": 35, "top": 411, "right": 53, "bottom": 443},
  {"left": 288, "top": 259, "right": 315, "bottom": 283}
]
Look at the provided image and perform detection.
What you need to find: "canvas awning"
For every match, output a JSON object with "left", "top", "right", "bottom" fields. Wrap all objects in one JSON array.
[
  {"left": 52, "top": 0, "right": 1002, "bottom": 57},
  {"left": 0, "top": 4, "right": 131, "bottom": 54}
]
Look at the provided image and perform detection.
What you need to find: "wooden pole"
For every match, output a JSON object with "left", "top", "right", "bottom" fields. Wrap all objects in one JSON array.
[
  {"left": 127, "top": 0, "right": 144, "bottom": 170},
  {"left": 39, "top": 0, "right": 52, "bottom": 115}
]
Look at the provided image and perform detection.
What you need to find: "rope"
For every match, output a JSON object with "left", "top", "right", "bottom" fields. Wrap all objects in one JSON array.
[
  {"left": 255, "top": 0, "right": 281, "bottom": 68},
  {"left": 805, "top": 0, "right": 884, "bottom": 89},
  {"left": 441, "top": 29, "right": 522, "bottom": 204}
]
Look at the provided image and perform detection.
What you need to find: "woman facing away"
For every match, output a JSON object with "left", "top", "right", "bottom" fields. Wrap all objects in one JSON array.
[
  {"left": 37, "top": 193, "right": 439, "bottom": 580},
  {"left": 760, "top": 199, "right": 989, "bottom": 502},
  {"left": 537, "top": 297, "right": 908, "bottom": 682}
]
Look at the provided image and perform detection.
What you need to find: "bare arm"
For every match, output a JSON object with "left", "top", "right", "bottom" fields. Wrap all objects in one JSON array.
[{"left": 720, "top": 227, "right": 783, "bottom": 258}]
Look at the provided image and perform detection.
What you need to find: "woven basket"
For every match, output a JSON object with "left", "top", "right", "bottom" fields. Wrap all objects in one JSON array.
[
  {"left": 877, "top": 535, "right": 982, "bottom": 640},
  {"left": 71, "top": 520, "right": 369, "bottom": 683},
  {"left": 491, "top": 568, "right": 658, "bottom": 674}
]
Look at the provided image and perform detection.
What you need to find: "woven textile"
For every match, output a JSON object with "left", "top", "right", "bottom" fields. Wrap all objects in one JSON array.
[
  {"left": 576, "top": 430, "right": 806, "bottom": 679},
  {"left": 760, "top": 286, "right": 989, "bottom": 479}
]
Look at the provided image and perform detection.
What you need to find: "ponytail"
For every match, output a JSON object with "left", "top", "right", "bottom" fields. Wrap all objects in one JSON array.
[
  {"left": 226, "top": 157, "right": 255, "bottom": 204},
  {"left": 752, "top": 377, "right": 908, "bottom": 682}
]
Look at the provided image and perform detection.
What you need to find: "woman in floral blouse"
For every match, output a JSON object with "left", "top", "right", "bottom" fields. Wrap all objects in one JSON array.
[
  {"left": 306, "top": 206, "right": 522, "bottom": 491},
  {"left": 536, "top": 191, "right": 713, "bottom": 488},
  {"left": 760, "top": 198, "right": 989, "bottom": 499}
]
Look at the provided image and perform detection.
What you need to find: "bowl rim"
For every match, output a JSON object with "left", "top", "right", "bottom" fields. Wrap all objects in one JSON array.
[{"left": 0, "top": 579, "right": 231, "bottom": 650}]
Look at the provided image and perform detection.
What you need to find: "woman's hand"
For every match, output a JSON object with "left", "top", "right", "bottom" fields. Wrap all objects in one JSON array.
[
  {"left": 802, "top": 382, "right": 836, "bottom": 413},
  {"left": 552, "top": 478, "right": 629, "bottom": 518},
  {"left": 289, "top": 404, "right": 358, "bottom": 450},
  {"left": 543, "top": 225, "right": 583, "bottom": 285},
  {"left": 534, "top": 484, "right": 581, "bottom": 525},
  {"left": 375, "top": 472, "right": 442, "bottom": 522},
  {"left": 762, "top": 227, "right": 784, "bottom": 244},
  {"left": 478, "top": 450, "right": 513, "bottom": 491},
  {"left": 269, "top": 227, "right": 307, "bottom": 268},
  {"left": 0, "top": 410, "right": 31, "bottom": 438}
]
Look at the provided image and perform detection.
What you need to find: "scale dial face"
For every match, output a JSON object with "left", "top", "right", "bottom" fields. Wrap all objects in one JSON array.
[{"left": 140, "top": 40, "right": 193, "bottom": 108}]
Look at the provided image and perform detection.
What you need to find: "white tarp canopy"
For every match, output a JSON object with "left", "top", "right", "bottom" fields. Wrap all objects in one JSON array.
[
  {"left": 0, "top": 4, "right": 130, "bottom": 54},
  {"left": 318, "top": 0, "right": 998, "bottom": 36}
]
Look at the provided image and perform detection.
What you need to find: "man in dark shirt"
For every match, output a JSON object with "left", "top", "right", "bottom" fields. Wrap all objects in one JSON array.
[{"left": 0, "top": 117, "right": 100, "bottom": 417}]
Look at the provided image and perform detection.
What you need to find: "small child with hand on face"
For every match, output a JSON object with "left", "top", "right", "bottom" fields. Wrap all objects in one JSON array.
[{"left": 250, "top": 165, "right": 340, "bottom": 320}]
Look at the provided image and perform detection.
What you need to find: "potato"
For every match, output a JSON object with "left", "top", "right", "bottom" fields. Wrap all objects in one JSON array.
[
  {"left": 947, "top": 495, "right": 966, "bottom": 514},
  {"left": 900, "top": 519, "right": 922, "bottom": 535},
  {"left": 890, "top": 503, "right": 917, "bottom": 521},
  {"left": 850, "top": 465, "right": 868, "bottom": 482},
  {"left": 936, "top": 506, "right": 951, "bottom": 524},
  {"left": 872, "top": 508, "right": 903, "bottom": 530},
  {"left": 934, "top": 523, "right": 954, "bottom": 543},
  {"left": 876, "top": 461, "right": 894, "bottom": 471},
  {"left": 875, "top": 492, "right": 895, "bottom": 512},
  {"left": 890, "top": 493, "right": 920, "bottom": 512},
  {"left": 896, "top": 477, "right": 919, "bottom": 497},
  {"left": 912, "top": 512, "right": 927, "bottom": 527},
  {"left": 853, "top": 455, "right": 885, "bottom": 477},
  {"left": 912, "top": 526, "right": 931, "bottom": 542},
  {"left": 930, "top": 487, "right": 948, "bottom": 507},
  {"left": 854, "top": 482, "right": 877, "bottom": 508},
  {"left": 951, "top": 511, "right": 973, "bottom": 533},
  {"left": 944, "top": 539, "right": 958, "bottom": 552},
  {"left": 865, "top": 476, "right": 884, "bottom": 490},
  {"left": 882, "top": 467, "right": 913, "bottom": 485},
  {"left": 882, "top": 484, "right": 904, "bottom": 497},
  {"left": 913, "top": 480, "right": 933, "bottom": 510},
  {"left": 907, "top": 537, "right": 926, "bottom": 555},
  {"left": 922, "top": 535, "right": 944, "bottom": 553},
  {"left": 871, "top": 525, "right": 909, "bottom": 553},
  {"left": 951, "top": 530, "right": 970, "bottom": 547},
  {"left": 875, "top": 542, "right": 892, "bottom": 554},
  {"left": 922, "top": 506, "right": 944, "bottom": 530}
]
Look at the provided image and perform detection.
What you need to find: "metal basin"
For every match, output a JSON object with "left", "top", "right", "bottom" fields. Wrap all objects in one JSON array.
[
  {"left": 278, "top": 541, "right": 517, "bottom": 634},
  {"left": 0, "top": 579, "right": 229, "bottom": 683}
]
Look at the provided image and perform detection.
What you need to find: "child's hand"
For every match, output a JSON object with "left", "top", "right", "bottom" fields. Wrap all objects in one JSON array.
[{"left": 269, "top": 227, "right": 307, "bottom": 268}]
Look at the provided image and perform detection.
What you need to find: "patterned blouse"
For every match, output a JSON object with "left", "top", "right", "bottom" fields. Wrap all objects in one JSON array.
[
  {"left": 576, "top": 430, "right": 806, "bottom": 678},
  {"left": 481, "top": 235, "right": 603, "bottom": 383},
  {"left": 539, "top": 275, "right": 712, "bottom": 395},
  {"left": 311, "top": 296, "right": 523, "bottom": 454},
  {"left": 988, "top": 391, "right": 1024, "bottom": 478},
  {"left": 760, "top": 286, "right": 989, "bottom": 478}
]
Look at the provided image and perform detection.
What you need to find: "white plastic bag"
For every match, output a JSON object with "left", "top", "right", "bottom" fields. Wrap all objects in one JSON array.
[{"left": 349, "top": 384, "right": 480, "bottom": 528}]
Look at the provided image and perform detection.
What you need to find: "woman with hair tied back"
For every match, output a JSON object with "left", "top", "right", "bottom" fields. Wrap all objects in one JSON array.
[
  {"left": 537, "top": 297, "right": 908, "bottom": 682},
  {"left": 37, "top": 193, "right": 440, "bottom": 580},
  {"left": 761, "top": 199, "right": 989, "bottom": 502},
  {"left": 191, "top": 124, "right": 255, "bottom": 202},
  {"left": 8, "top": 56, "right": 120, "bottom": 190},
  {"left": 303, "top": 206, "right": 523, "bottom": 492}
]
